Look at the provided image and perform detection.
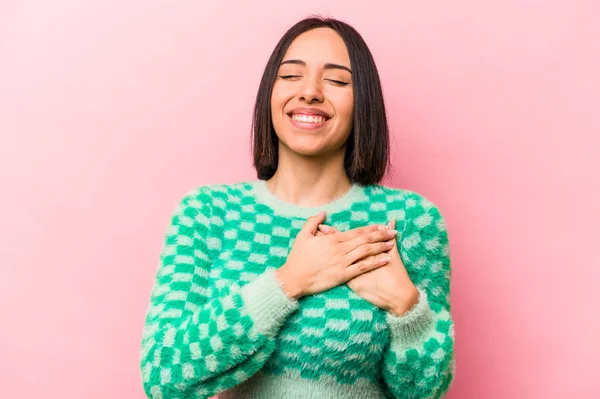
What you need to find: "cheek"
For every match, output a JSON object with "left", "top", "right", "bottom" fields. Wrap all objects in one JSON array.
[
  {"left": 270, "top": 83, "right": 282, "bottom": 107},
  {"left": 337, "top": 93, "right": 354, "bottom": 122},
  {"left": 329, "top": 88, "right": 353, "bottom": 109},
  {"left": 270, "top": 86, "right": 292, "bottom": 116},
  {"left": 270, "top": 95, "right": 279, "bottom": 112}
]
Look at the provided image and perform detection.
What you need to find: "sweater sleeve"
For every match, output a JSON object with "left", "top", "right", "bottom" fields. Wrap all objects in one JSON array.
[
  {"left": 139, "top": 187, "right": 299, "bottom": 399},
  {"left": 381, "top": 192, "right": 456, "bottom": 399}
]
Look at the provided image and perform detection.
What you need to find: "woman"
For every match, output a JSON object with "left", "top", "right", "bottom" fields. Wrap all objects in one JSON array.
[{"left": 140, "top": 16, "right": 455, "bottom": 399}]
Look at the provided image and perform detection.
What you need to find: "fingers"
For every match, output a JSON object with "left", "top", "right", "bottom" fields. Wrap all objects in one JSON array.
[
  {"left": 341, "top": 226, "right": 396, "bottom": 255},
  {"left": 388, "top": 219, "right": 398, "bottom": 249},
  {"left": 334, "top": 224, "right": 382, "bottom": 242},
  {"left": 342, "top": 236, "right": 395, "bottom": 266},
  {"left": 344, "top": 253, "right": 391, "bottom": 280},
  {"left": 322, "top": 221, "right": 397, "bottom": 237},
  {"left": 302, "top": 211, "right": 326, "bottom": 236},
  {"left": 317, "top": 224, "right": 339, "bottom": 234}
]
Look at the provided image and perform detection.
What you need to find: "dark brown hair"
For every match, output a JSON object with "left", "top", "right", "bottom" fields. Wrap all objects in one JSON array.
[{"left": 250, "top": 16, "right": 391, "bottom": 186}]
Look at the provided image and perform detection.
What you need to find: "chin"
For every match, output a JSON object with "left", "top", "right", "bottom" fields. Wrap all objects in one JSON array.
[
  {"left": 278, "top": 132, "right": 348, "bottom": 158},
  {"left": 284, "top": 140, "right": 344, "bottom": 158},
  {"left": 287, "top": 145, "right": 326, "bottom": 157}
]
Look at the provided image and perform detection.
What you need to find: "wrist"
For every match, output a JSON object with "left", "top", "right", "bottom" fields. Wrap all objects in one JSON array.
[
  {"left": 388, "top": 286, "right": 420, "bottom": 317},
  {"left": 275, "top": 267, "right": 304, "bottom": 300}
]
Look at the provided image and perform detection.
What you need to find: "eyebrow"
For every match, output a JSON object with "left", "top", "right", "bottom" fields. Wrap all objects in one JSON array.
[{"left": 279, "top": 59, "right": 352, "bottom": 74}]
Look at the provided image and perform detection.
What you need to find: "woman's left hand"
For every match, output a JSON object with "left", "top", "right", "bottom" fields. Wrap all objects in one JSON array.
[{"left": 316, "top": 219, "right": 420, "bottom": 316}]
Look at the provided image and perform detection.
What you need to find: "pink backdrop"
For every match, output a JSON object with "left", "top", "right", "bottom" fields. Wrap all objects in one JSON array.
[{"left": 1, "top": 1, "right": 599, "bottom": 398}]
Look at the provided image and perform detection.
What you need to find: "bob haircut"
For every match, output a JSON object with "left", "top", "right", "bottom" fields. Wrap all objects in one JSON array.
[{"left": 250, "top": 16, "right": 391, "bottom": 186}]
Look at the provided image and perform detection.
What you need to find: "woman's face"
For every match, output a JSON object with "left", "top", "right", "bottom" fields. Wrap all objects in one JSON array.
[{"left": 271, "top": 27, "right": 354, "bottom": 157}]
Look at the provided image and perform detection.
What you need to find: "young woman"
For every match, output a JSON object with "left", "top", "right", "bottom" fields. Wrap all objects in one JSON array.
[{"left": 140, "top": 16, "right": 456, "bottom": 399}]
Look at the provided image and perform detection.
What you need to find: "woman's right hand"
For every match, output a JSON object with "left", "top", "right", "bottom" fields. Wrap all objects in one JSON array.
[{"left": 275, "top": 211, "right": 397, "bottom": 299}]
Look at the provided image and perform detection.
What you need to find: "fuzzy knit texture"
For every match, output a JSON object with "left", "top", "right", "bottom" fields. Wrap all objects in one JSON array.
[{"left": 139, "top": 179, "right": 456, "bottom": 399}]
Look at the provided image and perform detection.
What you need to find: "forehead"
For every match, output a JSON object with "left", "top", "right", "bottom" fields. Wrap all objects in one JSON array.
[{"left": 282, "top": 28, "right": 350, "bottom": 67}]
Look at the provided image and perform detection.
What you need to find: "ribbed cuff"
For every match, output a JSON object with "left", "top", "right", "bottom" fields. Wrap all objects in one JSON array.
[
  {"left": 385, "top": 287, "right": 434, "bottom": 343},
  {"left": 239, "top": 269, "right": 299, "bottom": 337}
]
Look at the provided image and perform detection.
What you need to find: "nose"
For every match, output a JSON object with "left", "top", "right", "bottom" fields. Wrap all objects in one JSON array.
[{"left": 298, "top": 75, "right": 324, "bottom": 104}]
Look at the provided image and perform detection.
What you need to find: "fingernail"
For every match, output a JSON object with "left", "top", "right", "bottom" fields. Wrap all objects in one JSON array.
[
  {"left": 385, "top": 241, "right": 393, "bottom": 248},
  {"left": 387, "top": 229, "right": 397, "bottom": 236},
  {"left": 381, "top": 255, "right": 391, "bottom": 263}
]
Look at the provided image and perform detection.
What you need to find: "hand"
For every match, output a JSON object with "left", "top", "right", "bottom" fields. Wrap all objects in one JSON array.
[
  {"left": 316, "top": 219, "right": 419, "bottom": 316},
  {"left": 276, "top": 211, "right": 398, "bottom": 300}
]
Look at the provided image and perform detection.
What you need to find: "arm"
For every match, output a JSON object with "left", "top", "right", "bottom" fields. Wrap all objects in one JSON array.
[
  {"left": 382, "top": 192, "right": 456, "bottom": 399},
  {"left": 140, "top": 187, "right": 299, "bottom": 399}
]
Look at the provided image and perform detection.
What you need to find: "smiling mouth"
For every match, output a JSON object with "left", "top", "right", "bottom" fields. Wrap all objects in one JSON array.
[{"left": 287, "top": 114, "right": 330, "bottom": 129}]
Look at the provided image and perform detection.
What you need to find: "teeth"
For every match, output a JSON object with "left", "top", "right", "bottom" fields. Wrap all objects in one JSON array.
[{"left": 291, "top": 114, "right": 326, "bottom": 123}]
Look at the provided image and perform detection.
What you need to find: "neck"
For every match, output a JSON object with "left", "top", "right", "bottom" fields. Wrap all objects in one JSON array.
[{"left": 266, "top": 146, "right": 352, "bottom": 208}]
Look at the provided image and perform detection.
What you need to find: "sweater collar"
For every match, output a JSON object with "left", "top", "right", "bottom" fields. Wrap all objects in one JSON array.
[{"left": 249, "top": 179, "right": 367, "bottom": 218}]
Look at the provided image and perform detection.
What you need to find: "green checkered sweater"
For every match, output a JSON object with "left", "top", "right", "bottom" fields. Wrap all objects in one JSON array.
[{"left": 140, "top": 179, "right": 455, "bottom": 399}]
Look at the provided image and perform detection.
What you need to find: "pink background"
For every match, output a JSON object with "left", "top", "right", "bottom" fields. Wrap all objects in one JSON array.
[{"left": 1, "top": 1, "right": 599, "bottom": 398}]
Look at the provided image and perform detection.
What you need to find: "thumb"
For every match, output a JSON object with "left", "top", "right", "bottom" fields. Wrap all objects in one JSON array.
[{"left": 302, "top": 211, "right": 326, "bottom": 236}]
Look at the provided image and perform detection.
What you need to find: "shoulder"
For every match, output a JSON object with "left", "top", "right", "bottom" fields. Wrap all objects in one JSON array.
[
  {"left": 368, "top": 184, "right": 448, "bottom": 232},
  {"left": 174, "top": 180, "right": 254, "bottom": 211},
  {"left": 366, "top": 184, "right": 442, "bottom": 211}
]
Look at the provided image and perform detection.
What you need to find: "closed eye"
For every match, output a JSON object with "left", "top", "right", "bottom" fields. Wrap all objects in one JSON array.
[
  {"left": 279, "top": 75, "right": 349, "bottom": 86},
  {"left": 327, "top": 79, "right": 349, "bottom": 86}
]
